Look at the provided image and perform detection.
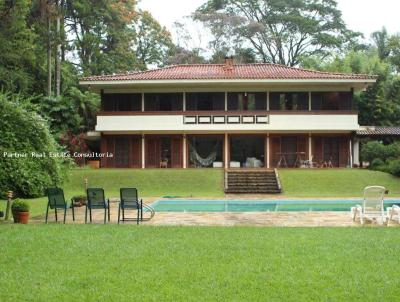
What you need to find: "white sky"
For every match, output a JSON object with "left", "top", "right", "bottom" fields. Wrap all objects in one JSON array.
[{"left": 138, "top": 0, "right": 400, "bottom": 46}]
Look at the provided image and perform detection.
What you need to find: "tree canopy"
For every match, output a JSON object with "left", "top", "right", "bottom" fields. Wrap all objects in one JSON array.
[{"left": 194, "top": 0, "right": 360, "bottom": 66}]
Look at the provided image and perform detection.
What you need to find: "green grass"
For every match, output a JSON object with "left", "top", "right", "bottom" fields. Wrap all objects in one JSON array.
[
  {"left": 1, "top": 168, "right": 399, "bottom": 218},
  {"left": 0, "top": 168, "right": 224, "bottom": 217},
  {"left": 64, "top": 168, "right": 224, "bottom": 197},
  {"left": 0, "top": 225, "right": 399, "bottom": 301},
  {"left": 279, "top": 169, "right": 400, "bottom": 197}
]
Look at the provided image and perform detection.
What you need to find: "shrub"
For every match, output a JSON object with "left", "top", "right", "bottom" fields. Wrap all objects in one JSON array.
[
  {"left": 361, "top": 141, "right": 387, "bottom": 163},
  {"left": 0, "top": 92, "right": 67, "bottom": 197},
  {"left": 388, "top": 159, "right": 400, "bottom": 177},
  {"left": 11, "top": 199, "right": 30, "bottom": 212},
  {"left": 370, "top": 158, "right": 385, "bottom": 170}
]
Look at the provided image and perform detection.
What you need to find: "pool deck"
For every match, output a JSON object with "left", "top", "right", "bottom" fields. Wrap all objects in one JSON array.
[{"left": 31, "top": 197, "right": 400, "bottom": 227}]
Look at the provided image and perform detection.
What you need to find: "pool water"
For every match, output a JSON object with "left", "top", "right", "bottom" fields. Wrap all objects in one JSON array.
[{"left": 150, "top": 200, "right": 400, "bottom": 212}]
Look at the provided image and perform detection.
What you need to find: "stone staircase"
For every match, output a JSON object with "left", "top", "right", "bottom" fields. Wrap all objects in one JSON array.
[{"left": 224, "top": 169, "right": 282, "bottom": 194}]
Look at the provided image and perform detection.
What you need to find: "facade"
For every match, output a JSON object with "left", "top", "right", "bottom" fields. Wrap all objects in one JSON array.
[{"left": 80, "top": 58, "right": 376, "bottom": 169}]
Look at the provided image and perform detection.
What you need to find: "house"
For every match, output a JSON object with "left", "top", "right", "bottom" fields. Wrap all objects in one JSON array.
[{"left": 80, "top": 57, "right": 376, "bottom": 170}]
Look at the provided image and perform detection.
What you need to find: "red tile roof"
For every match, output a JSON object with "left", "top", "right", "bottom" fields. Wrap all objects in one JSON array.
[{"left": 80, "top": 63, "right": 377, "bottom": 82}]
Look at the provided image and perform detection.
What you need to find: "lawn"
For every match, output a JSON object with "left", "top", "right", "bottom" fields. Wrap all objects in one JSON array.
[
  {"left": 279, "top": 169, "right": 400, "bottom": 197},
  {"left": 0, "top": 225, "right": 399, "bottom": 301},
  {"left": 1, "top": 168, "right": 399, "bottom": 218}
]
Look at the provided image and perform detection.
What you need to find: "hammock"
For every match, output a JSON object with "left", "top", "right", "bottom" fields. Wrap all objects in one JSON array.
[{"left": 189, "top": 143, "right": 218, "bottom": 167}]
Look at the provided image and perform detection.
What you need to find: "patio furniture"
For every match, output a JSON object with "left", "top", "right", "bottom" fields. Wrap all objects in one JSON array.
[
  {"left": 86, "top": 188, "right": 110, "bottom": 224},
  {"left": 118, "top": 188, "right": 143, "bottom": 224},
  {"left": 351, "top": 186, "right": 388, "bottom": 225},
  {"left": 276, "top": 153, "right": 288, "bottom": 168},
  {"left": 45, "top": 188, "right": 74, "bottom": 224},
  {"left": 230, "top": 161, "right": 241, "bottom": 168},
  {"left": 244, "top": 157, "right": 263, "bottom": 168},
  {"left": 293, "top": 152, "right": 306, "bottom": 168},
  {"left": 160, "top": 159, "right": 168, "bottom": 168},
  {"left": 213, "top": 161, "right": 223, "bottom": 168},
  {"left": 387, "top": 204, "right": 400, "bottom": 223}
]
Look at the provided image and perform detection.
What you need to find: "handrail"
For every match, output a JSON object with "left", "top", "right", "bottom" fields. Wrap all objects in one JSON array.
[
  {"left": 141, "top": 202, "right": 155, "bottom": 221},
  {"left": 274, "top": 168, "right": 282, "bottom": 193}
]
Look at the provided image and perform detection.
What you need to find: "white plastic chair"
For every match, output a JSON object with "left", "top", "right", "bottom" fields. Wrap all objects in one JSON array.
[
  {"left": 387, "top": 204, "right": 400, "bottom": 223},
  {"left": 351, "top": 186, "right": 388, "bottom": 225}
]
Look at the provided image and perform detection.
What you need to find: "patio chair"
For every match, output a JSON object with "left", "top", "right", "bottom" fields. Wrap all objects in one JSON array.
[
  {"left": 387, "top": 204, "right": 400, "bottom": 223},
  {"left": 45, "top": 188, "right": 75, "bottom": 223},
  {"left": 351, "top": 186, "right": 388, "bottom": 225},
  {"left": 118, "top": 188, "right": 143, "bottom": 224},
  {"left": 86, "top": 188, "right": 110, "bottom": 224}
]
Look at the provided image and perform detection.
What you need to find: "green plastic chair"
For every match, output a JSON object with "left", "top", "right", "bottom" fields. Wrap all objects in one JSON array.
[
  {"left": 86, "top": 188, "right": 110, "bottom": 224},
  {"left": 46, "top": 188, "right": 74, "bottom": 223},
  {"left": 118, "top": 188, "right": 143, "bottom": 225}
]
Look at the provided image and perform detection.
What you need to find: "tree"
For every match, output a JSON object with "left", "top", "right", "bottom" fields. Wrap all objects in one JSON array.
[
  {"left": 132, "top": 10, "right": 174, "bottom": 69},
  {"left": 194, "top": 0, "right": 360, "bottom": 66},
  {"left": 372, "top": 27, "right": 391, "bottom": 60},
  {"left": 165, "top": 46, "right": 207, "bottom": 65},
  {"left": 0, "top": 0, "right": 36, "bottom": 93},
  {"left": 0, "top": 92, "right": 66, "bottom": 197},
  {"left": 64, "top": 0, "right": 138, "bottom": 76}
]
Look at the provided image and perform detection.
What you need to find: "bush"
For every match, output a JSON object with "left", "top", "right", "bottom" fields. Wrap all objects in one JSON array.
[
  {"left": 0, "top": 92, "right": 67, "bottom": 197},
  {"left": 388, "top": 159, "right": 400, "bottom": 177},
  {"left": 361, "top": 141, "right": 387, "bottom": 163},
  {"left": 370, "top": 158, "right": 385, "bottom": 170},
  {"left": 11, "top": 199, "right": 30, "bottom": 212}
]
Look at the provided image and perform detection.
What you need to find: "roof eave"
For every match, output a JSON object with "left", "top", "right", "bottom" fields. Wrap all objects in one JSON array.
[{"left": 79, "top": 78, "right": 376, "bottom": 86}]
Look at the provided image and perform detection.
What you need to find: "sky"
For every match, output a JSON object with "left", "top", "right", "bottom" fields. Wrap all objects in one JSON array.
[{"left": 138, "top": 0, "right": 400, "bottom": 47}]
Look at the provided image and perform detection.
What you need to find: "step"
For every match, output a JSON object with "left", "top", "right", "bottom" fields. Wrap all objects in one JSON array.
[{"left": 225, "top": 189, "right": 281, "bottom": 194}]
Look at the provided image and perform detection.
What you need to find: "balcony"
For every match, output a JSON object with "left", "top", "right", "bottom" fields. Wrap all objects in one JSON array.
[{"left": 95, "top": 111, "right": 359, "bottom": 132}]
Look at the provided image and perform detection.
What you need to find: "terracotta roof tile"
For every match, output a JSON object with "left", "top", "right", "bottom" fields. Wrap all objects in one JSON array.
[{"left": 81, "top": 63, "right": 377, "bottom": 82}]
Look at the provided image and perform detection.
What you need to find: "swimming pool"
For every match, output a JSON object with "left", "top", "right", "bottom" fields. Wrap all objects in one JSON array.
[{"left": 150, "top": 199, "right": 400, "bottom": 212}]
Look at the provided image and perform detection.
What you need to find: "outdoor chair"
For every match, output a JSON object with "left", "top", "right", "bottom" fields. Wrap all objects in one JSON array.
[
  {"left": 86, "top": 188, "right": 110, "bottom": 224},
  {"left": 387, "top": 204, "right": 400, "bottom": 223},
  {"left": 45, "top": 188, "right": 74, "bottom": 223},
  {"left": 351, "top": 186, "right": 388, "bottom": 225},
  {"left": 118, "top": 188, "right": 143, "bottom": 224}
]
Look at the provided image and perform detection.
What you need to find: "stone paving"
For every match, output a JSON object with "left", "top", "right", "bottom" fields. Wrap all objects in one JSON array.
[{"left": 33, "top": 198, "right": 400, "bottom": 227}]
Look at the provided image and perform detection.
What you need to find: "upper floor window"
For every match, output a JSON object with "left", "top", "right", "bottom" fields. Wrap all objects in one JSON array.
[
  {"left": 311, "top": 92, "right": 353, "bottom": 110},
  {"left": 186, "top": 92, "right": 225, "bottom": 111},
  {"left": 227, "top": 92, "right": 266, "bottom": 111},
  {"left": 101, "top": 93, "right": 141, "bottom": 111},
  {"left": 269, "top": 92, "right": 308, "bottom": 111},
  {"left": 144, "top": 93, "right": 183, "bottom": 111}
]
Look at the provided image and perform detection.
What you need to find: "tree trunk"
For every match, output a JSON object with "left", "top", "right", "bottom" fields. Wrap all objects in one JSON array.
[
  {"left": 55, "top": 0, "right": 61, "bottom": 97},
  {"left": 47, "top": 16, "right": 52, "bottom": 97}
]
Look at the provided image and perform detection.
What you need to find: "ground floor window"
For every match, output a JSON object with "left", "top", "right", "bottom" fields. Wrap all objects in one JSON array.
[{"left": 188, "top": 136, "right": 223, "bottom": 168}]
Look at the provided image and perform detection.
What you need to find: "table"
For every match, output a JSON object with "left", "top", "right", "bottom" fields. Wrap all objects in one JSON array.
[{"left": 276, "top": 152, "right": 306, "bottom": 168}]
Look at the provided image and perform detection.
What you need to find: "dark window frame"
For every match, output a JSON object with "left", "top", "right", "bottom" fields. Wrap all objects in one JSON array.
[
  {"left": 186, "top": 92, "right": 225, "bottom": 111},
  {"left": 144, "top": 93, "right": 183, "bottom": 111},
  {"left": 269, "top": 92, "right": 309, "bottom": 111}
]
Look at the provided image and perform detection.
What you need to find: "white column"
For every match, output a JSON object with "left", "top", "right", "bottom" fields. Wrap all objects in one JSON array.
[
  {"left": 308, "top": 134, "right": 312, "bottom": 161},
  {"left": 266, "top": 91, "right": 270, "bottom": 111},
  {"left": 183, "top": 134, "right": 187, "bottom": 168},
  {"left": 266, "top": 134, "right": 270, "bottom": 168},
  {"left": 349, "top": 138, "right": 353, "bottom": 168},
  {"left": 308, "top": 92, "right": 312, "bottom": 111},
  {"left": 183, "top": 92, "right": 186, "bottom": 111},
  {"left": 353, "top": 138, "right": 360, "bottom": 166},
  {"left": 141, "top": 135, "right": 145, "bottom": 169},
  {"left": 224, "top": 133, "right": 229, "bottom": 168},
  {"left": 141, "top": 93, "right": 145, "bottom": 112},
  {"left": 224, "top": 92, "right": 228, "bottom": 111}
]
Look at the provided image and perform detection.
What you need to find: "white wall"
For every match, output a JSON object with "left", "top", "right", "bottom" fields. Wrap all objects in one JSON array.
[{"left": 96, "top": 114, "right": 359, "bottom": 132}]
